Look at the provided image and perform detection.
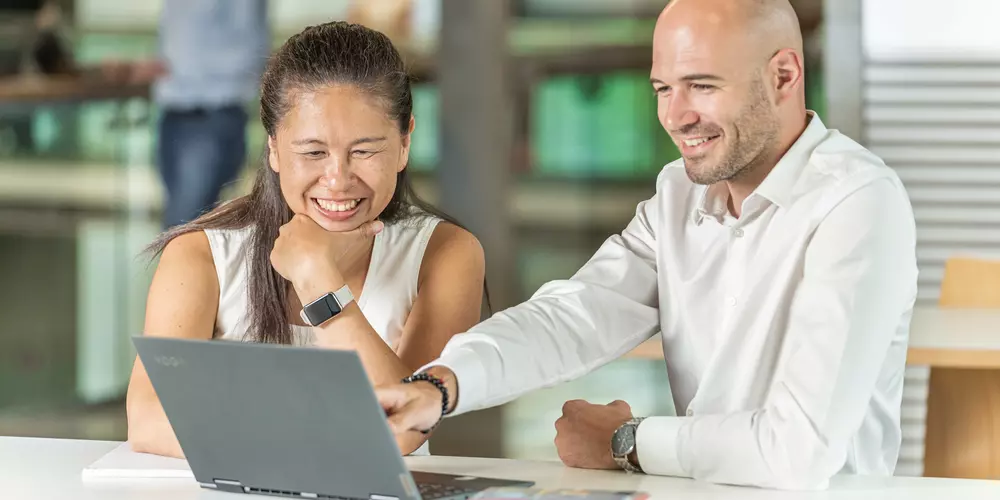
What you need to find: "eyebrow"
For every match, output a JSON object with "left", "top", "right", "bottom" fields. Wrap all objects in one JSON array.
[
  {"left": 350, "top": 136, "right": 387, "bottom": 146},
  {"left": 650, "top": 74, "right": 725, "bottom": 85},
  {"left": 290, "top": 136, "right": 388, "bottom": 147}
]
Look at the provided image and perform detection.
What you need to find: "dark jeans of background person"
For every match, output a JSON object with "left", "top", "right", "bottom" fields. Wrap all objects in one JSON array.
[{"left": 157, "top": 105, "right": 248, "bottom": 228}]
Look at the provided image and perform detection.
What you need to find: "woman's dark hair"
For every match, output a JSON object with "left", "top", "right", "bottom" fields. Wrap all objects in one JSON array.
[{"left": 148, "top": 21, "right": 485, "bottom": 345}]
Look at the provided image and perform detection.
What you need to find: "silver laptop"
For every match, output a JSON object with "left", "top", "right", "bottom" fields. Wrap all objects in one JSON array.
[{"left": 133, "top": 336, "right": 533, "bottom": 500}]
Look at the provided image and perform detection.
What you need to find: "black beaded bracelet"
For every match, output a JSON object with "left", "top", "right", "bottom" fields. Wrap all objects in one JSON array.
[{"left": 401, "top": 372, "right": 449, "bottom": 434}]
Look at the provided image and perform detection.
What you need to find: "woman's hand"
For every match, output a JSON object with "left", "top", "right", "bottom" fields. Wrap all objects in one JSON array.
[{"left": 270, "top": 214, "right": 384, "bottom": 294}]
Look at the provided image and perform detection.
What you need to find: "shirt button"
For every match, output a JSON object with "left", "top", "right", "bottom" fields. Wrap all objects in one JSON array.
[
  {"left": 726, "top": 296, "right": 738, "bottom": 307},
  {"left": 686, "top": 409, "right": 694, "bottom": 416},
  {"left": 733, "top": 228, "right": 744, "bottom": 238}
]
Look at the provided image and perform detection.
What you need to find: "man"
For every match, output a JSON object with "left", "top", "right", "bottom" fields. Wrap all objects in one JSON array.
[
  {"left": 155, "top": 0, "right": 269, "bottom": 228},
  {"left": 378, "top": 0, "right": 917, "bottom": 490}
]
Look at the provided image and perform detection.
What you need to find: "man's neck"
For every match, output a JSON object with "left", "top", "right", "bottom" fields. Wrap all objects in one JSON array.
[
  {"left": 725, "top": 157, "right": 776, "bottom": 218},
  {"left": 723, "top": 112, "right": 811, "bottom": 218}
]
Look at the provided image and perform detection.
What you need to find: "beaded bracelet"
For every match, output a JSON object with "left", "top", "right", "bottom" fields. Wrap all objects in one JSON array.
[{"left": 401, "top": 372, "right": 449, "bottom": 434}]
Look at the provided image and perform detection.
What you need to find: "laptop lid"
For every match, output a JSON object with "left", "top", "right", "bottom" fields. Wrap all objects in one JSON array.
[{"left": 134, "top": 336, "right": 420, "bottom": 500}]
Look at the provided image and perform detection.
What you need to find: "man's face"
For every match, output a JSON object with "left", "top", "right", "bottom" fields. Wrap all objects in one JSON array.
[{"left": 651, "top": 22, "right": 780, "bottom": 185}]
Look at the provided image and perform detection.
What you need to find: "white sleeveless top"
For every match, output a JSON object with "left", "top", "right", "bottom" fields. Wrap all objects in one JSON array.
[
  {"left": 203, "top": 214, "right": 441, "bottom": 455},
  {"left": 205, "top": 215, "right": 440, "bottom": 345}
]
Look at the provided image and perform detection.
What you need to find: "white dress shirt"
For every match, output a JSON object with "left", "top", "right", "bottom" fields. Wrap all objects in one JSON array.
[{"left": 425, "top": 114, "right": 918, "bottom": 490}]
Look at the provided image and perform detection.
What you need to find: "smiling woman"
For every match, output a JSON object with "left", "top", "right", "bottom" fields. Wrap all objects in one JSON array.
[
  {"left": 123, "top": 21, "right": 486, "bottom": 460},
  {"left": 268, "top": 84, "right": 409, "bottom": 231}
]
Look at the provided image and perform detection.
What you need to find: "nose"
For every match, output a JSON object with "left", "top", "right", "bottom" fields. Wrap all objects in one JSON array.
[
  {"left": 662, "top": 91, "right": 699, "bottom": 133},
  {"left": 321, "top": 157, "right": 353, "bottom": 189}
]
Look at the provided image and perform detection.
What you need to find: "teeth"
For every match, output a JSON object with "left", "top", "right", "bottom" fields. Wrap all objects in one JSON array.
[
  {"left": 316, "top": 199, "right": 360, "bottom": 212},
  {"left": 684, "top": 137, "right": 714, "bottom": 147}
]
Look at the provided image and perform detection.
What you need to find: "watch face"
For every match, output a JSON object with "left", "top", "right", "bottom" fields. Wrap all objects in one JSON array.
[
  {"left": 611, "top": 423, "right": 636, "bottom": 457},
  {"left": 303, "top": 293, "right": 341, "bottom": 326}
]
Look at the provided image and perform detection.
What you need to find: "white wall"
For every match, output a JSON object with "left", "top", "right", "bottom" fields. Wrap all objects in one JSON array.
[{"left": 864, "top": 0, "right": 1000, "bottom": 59}]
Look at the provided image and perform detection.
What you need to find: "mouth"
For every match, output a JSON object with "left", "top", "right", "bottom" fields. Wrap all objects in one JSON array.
[
  {"left": 676, "top": 134, "right": 721, "bottom": 157},
  {"left": 312, "top": 197, "right": 364, "bottom": 222}
]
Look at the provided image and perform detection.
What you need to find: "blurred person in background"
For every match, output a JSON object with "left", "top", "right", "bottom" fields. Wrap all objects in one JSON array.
[
  {"left": 377, "top": 0, "right": 917, "bottom": 491},
  {"left": 154, "top": 0, "right": 269, "bottom": 228},
  {"left": 126, "top": 21, "right": 486, "bottom": 460}
]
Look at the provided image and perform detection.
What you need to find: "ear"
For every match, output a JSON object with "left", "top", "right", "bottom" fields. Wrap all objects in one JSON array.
[
  {"left": 768, "top": 48, "right": 804, "bottom": 103},
  {"left": 397, "top": 115, "right": 416, "bottom": 173},
  {"left": 267, "top": 136, "right": 280, "bottom": 174}
]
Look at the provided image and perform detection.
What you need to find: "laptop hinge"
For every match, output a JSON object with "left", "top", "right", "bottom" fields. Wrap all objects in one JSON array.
[
  {"left": 371, "top": 495, "right": 399, "bottom": 500},
  {"left": 213, "top": 478, "right": 246, "bottom": 494}
]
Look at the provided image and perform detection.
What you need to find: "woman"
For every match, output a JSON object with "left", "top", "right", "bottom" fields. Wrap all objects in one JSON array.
[{"left": 126, "top": 21, "right": 485, "bottom": 459}]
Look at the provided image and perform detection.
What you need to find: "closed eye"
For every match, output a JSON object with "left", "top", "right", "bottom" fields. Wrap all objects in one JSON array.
[
  {"left": 654, "top": 86, "right": 670, "bottom": 96},
  {"left": 352, "top": 150, "right": 378, "bottom": 159},
  {"left": 692, "top": 83, "right": 716, "bottom": 91},
  {"left": 302, "top": 151, "right": 326, "bottom": 158}
]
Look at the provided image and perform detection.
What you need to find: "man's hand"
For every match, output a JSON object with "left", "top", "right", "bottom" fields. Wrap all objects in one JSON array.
[
  {"left": 554, "top": 399, "right": 634, "bottom": 470},
  {"left": 376, "top": 367, "right": 458, "bottom": 435}
]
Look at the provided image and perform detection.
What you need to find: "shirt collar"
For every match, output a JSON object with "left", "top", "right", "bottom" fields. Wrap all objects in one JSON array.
[
  {"left": 691, "top": 183, "right": 730, "bottom": 225},
  {"left": 691, "top": 111, "right": 827, "bottom": 225},
  {"left": 753, "top": 111, "right": 827, "bottom": 209}
]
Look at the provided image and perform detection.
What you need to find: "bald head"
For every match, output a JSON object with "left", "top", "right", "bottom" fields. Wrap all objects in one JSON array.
[
  {"left": 650, "top": 0, "right": 808, "bottom": 186},
  {"left": 737, "top": 0, "right": 803, "bottom": 56},
  {"left": 656, "top": 0, "right": 803, "bottom": 69}
]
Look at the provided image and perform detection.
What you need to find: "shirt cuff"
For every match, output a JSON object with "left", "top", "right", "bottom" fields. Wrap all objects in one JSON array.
[
  {"left": 417, "top": 345, "right": 489, "bottom": 417},
  {"left": 636, "top": 416, "right": 694, "bottom": 477}
]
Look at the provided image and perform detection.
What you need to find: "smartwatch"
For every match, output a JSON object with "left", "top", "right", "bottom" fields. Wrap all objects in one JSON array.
[{"left": 299, "top": 284, "right": 354, "bottom": 327}]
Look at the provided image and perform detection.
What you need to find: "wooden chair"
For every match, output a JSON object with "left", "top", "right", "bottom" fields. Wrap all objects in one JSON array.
[
  {"left": 939, "top": 257, "right": 1000, "bottom": 308},
  {"left": 924, "top": 257, "right": 1000, "bottom": 479}
]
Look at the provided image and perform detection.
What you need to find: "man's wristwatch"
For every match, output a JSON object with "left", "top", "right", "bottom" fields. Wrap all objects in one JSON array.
[
  {"left": 611, "top": 417, "right": 646, "bottom": 473},
  {"left": 299, "top": 284, "right": 354, "bottom": 327}
]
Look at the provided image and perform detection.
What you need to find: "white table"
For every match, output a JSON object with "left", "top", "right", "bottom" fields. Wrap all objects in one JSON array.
[
  {"left": 3, "top": 437, "right": 1000, "bottom": 500},
  {"left": 904, "top": 307, "right": 1000, "bottom": 368}
]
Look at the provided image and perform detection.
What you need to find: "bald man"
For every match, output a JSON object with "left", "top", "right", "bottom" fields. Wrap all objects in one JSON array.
[{"left": 377, "top": 0, "right": 916, "bottom": 490}]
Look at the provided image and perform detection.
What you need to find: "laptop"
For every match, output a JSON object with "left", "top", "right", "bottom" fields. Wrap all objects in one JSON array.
[{"left": 133, "top": 336, "right": 533, "bottom": 500}]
